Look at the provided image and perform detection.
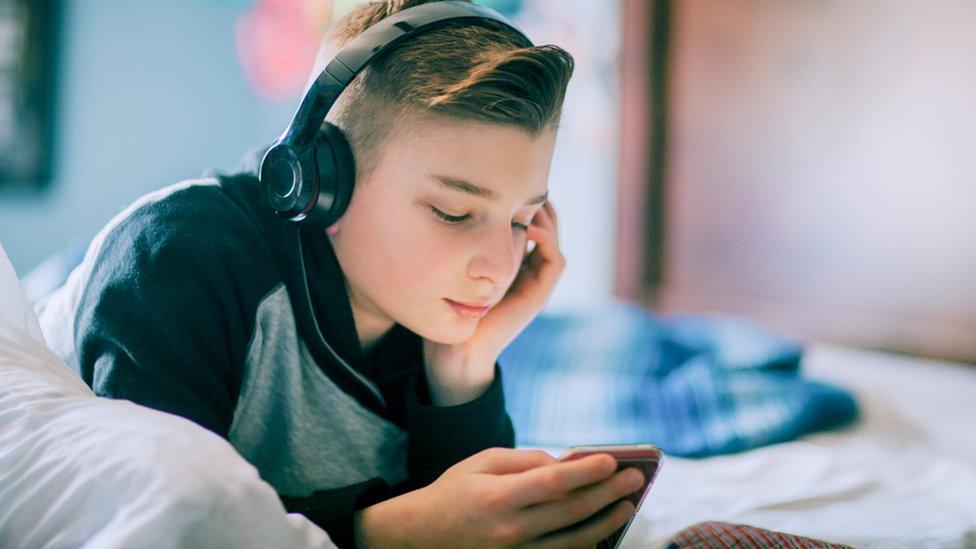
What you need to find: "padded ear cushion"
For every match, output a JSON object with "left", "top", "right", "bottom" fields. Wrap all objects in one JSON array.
[
  {"left": 301, "top": 122, "right": 356, "bottom": 230},
  {"left": 259, "top": 141, "right": 308, "bottom": 220}
]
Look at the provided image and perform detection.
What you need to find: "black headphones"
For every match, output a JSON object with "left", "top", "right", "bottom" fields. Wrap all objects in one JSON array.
[{"left": 258, "top": 1, "right": 533, "bottom": 230}]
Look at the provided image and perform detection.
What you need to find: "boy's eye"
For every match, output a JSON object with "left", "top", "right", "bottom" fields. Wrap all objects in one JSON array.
[
  {"left": 431, "top": 206, "right": 469, "bottom": 224},
  {"left": 431, "top": 206, "right": 530, "bottom": 232}
]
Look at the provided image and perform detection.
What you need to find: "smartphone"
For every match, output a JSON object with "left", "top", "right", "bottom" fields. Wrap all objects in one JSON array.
[{"left": 559, "top": 443, "right": 664, "bottom": 549}]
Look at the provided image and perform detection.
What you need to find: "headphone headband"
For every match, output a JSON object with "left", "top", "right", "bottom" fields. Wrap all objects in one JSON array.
[
  {"left": 280, "top": 1, "right": 531, "bottom": 153},
  {"left": 260, "top": 1, "right": 533, "bottom": 227}
]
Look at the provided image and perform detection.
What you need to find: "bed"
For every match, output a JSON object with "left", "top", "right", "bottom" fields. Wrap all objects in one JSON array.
[
  {"left": 3, "top": 240, "right": 975, "bottom": 547},
  {"left": 534, "top": 343, "right": 976, "bottom": 548}
]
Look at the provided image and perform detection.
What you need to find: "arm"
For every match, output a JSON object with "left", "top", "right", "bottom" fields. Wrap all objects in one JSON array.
[
  {"left": 70, "top": 186, "right": 279, "bottom": 437},
  {"left": 279, "top": 479, "right": 390, "bottom": 549},
  {"left": 402, "top": 362, "right": 514, "bottom": 489},
  {"left": 405, "top": 200, "right": 563, "bottom": 486},
  {"left": 354, "top": 448, "right": 645, "bottom": 549}
]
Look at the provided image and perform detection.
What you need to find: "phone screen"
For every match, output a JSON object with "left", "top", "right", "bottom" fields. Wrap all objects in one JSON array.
[{"left": 560, "top": 444, "right": 663, "bottom": 549}]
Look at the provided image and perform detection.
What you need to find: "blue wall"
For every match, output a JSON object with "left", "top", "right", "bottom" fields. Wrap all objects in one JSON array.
[{"left": 0, "top": 0, "right": 293, "bottom": 275}]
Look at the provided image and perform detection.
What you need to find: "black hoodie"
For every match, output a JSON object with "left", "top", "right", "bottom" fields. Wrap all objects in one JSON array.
[{"left": 36, "top": 153, "right": 515, "bottom": 548}]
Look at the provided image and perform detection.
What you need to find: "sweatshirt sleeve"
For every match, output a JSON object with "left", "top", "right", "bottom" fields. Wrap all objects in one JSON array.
[
  {"left": 279, "top": 478, "right": 391, "bottom": 549},
  {"left": 403, "top": 363, "right": 516, "bottom": 488},
  {"left": 281, "top": 365, "right": 514, "bottom": 547},
  {"left": 69, "top": 184, "right": 280, "bottom": 437}
]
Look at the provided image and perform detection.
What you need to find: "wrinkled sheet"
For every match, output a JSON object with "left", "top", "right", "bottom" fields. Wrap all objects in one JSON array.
[{"left": 0, "top": 242, "right": 336, "bottom": 549}]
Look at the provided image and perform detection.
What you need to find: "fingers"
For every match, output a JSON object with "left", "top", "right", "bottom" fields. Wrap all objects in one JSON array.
[
  {"left": 532, "top": 201, "right": 556, "bottom": 229},
  {"left": 500, "top": 453, "right": 617, "bottom": 508},
  {"left": 523, "top": 227, "right": 565, "bottom": 287},
  {"left": 529, "top": 201, "right": 559, "bottom": 244},
  {"left": 525, "top": 203, "right": 564, "bottom": 277},
  {"left": 544, "top": 199, "right": 557, "bottom": 220},
  {"left": 526, "top": 201, "right": 554, "bottom": 234},
  {"left": 517, "top": 467, "right": 645, "bottom": 538},
  {"left": 469, "top": 447, "right": 558, "bottom": 475},
  {"left": 529, "top": 499, "right": 636, "bottom": 549}
]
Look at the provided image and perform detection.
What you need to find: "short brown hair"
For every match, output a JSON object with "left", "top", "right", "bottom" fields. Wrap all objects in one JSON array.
[{"left": 310, "top": 0, "right": 575, "bottom": 178}]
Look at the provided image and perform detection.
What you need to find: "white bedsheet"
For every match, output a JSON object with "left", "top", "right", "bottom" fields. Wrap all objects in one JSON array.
[
  {"left": 0, "top": 243, "right": 336, "bottom": 549},
  {"left": 536, "top": 344, "right": 976, "bottom": 548}
]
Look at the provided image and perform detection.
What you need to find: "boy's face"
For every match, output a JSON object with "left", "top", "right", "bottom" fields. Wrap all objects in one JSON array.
[{"left": 327, "top": 114, "right": 556, "bottom": 348}]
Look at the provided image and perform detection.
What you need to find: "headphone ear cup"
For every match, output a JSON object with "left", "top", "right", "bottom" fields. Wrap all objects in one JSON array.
[{"left": 302, "top": 122, "right": 356, "bottom": 230}]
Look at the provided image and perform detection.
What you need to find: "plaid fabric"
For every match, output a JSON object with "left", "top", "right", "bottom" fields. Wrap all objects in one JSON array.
[
  {"left": 498, "top": 299, "right": 859, "bottom": 457},
  {"left": 666, "top": 521, "right": 854, "bottom": 548}
]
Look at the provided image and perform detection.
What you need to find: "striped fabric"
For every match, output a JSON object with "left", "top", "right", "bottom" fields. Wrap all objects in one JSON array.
[
  {"left": 498, "top": 299, "right": 859, "bottom": 457},
  {"left": 665, "top": 521, "right": 853, "bottom": 548}
]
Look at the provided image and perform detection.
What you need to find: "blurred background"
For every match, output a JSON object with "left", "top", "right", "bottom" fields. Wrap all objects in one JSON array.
[{"left": 0, "top": 0, "right": 973, "bottom": 363}]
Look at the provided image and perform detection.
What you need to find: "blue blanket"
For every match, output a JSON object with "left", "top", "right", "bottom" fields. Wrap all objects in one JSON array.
[{"left": 498, "top": 299, "right": 859, "bottom": 457}]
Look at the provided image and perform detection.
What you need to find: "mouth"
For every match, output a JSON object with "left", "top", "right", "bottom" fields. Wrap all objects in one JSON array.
[{"left": 444, "top": 298, "right": 491, "bottom": 319}]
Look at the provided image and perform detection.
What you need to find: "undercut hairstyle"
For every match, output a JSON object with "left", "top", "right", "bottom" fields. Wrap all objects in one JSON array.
[{"left": 308, "top": 0, "right": 575, "bottom": 178}]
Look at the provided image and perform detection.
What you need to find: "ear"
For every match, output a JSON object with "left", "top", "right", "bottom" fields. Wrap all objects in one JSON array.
[{"left": 326, "top": 223, "right": 340, "bottom": 235}]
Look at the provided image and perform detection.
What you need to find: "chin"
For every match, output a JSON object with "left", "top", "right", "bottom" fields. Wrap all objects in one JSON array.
[{"left": 408, "top": 314, "right": 478, "bottom": 345}]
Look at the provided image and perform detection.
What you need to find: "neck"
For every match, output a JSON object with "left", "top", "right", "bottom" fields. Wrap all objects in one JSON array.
[{"left": 347, "top": 286, "right": 395, "bottom": 354}]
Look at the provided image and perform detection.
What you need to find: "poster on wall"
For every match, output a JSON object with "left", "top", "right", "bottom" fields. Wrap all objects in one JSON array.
[{"left": 0, "top": 0, "right": 59, "bottom": 190}]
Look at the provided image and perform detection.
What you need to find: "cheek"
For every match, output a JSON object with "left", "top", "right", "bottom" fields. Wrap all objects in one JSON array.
[
  {"left": 402, "top": 227, "right": 464, "bottom": 270},
  {"left": 370, "top": 214, "right": 464, "bottom": 290}
]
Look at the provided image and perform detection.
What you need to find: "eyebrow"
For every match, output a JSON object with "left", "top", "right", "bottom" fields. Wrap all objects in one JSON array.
[{"left": 431, "top": 174, "right": 549, "bottom": 206}]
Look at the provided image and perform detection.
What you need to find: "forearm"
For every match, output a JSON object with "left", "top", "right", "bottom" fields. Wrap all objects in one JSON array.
[
  {"left": 406, "top": 364, "right": 515, "bottom": 486},
  {"left": 353, "top": 493, "right": 424, "bottom": 549},
  {"left": 423, "top": 348, "right": 496, "bottom": 406},
  {"left": 280, "top": 479, "right": 391, "bottom": 549}
]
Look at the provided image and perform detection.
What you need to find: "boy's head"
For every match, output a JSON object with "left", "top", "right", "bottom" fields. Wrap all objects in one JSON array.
[{"left": 318, "top": 0, "right": 574, "bottom": 348}]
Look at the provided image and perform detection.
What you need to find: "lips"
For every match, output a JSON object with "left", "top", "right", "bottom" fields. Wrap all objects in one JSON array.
[
  {"left": 452, "top": 299, "right": 491, "bottom": 308},
  {"left": 445, "top": 299, "right": 491, "bottom": 318}
]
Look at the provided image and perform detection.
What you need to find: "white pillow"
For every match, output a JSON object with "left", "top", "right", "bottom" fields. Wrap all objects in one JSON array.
[{"left": 0, "top": 243, "right": 336, "bottom": 549}]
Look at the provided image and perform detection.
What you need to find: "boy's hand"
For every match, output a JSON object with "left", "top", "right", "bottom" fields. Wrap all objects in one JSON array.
[
  {"left": 354, "top": 447, "right": 643, "bottom": 548},
  {"left": 423, "top": 201, "right": 565, "bottom": 405}
]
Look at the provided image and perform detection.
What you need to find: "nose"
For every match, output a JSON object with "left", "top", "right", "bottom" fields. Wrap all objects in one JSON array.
[{"left": 467, "top": 225, "right": 524, "bottom": 289}]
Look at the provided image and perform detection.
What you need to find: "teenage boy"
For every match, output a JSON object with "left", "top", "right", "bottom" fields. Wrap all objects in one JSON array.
[{"left": 37, "top": 1, "right": 644, "bottom": 546}]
